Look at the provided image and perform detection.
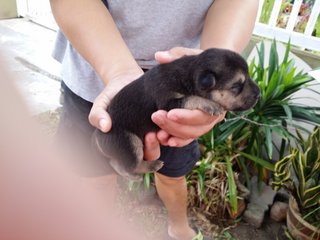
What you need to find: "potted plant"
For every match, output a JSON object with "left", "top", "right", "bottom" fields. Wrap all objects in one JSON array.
[{"left": 273, "top": 127, "right": 320, "bottom": 240}]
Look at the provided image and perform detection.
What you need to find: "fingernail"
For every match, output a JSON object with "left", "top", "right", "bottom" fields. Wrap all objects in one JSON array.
[
  {"left": 152, "top": 112, "right": 164, "bottom": 125},
  {"left": 155, "top": 51, "right": 173, "bottom": 61},
  {"left": 99, "top": 119, "right": 107, "bottom": 131},
  {"left": 157, "top": 51, "right": 170, "bottom": 57},
  {"left": 146, "top": 133, "right": 157, "bottom": 144},
  {"left": 168, "top": 140, "right": 177, "bottom": 147}
]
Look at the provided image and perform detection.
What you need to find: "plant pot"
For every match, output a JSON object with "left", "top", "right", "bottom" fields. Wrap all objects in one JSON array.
[{"left": 287, "top": 197, "right": 320, "bottom": 240}]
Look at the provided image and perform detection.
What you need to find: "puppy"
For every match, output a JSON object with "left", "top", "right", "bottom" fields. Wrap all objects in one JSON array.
[{"left": 92, "top": 48, "right": 260, "bottom": 180}]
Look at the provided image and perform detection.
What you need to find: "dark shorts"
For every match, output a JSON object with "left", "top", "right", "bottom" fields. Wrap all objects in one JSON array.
[{"left": 56, "top": 82, "right": 200, "bottom": 178}]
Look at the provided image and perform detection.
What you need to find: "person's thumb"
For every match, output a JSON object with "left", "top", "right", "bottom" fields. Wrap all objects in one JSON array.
[
  {"left": 88, "top": 94, "right": 112, "bottom": 132},
  {"left": 155, "top": 47, "right": 203, "bottom": 64}
]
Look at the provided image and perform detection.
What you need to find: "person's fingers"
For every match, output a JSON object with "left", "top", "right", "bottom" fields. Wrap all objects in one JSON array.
[
  {"left": 213, "top": 112, "right": 226, "bottom": 124},
  {"left": 143, "top": 132, "right": 161, "bottom": 160},
  {"left": 88, "top": 71, "right": 144, "bottom": 132},
  {"left": 152, "top": 111, "right": 213, "bottom": 139},
  {"left": 155, "top": 47, "right": 203, "bottom": 64},
  {"left": 152, "top": 109, "right": 226, "bottom": 142},
  {"left": 164, "top": 113, "right": 225, "bottom": 147},
  {"left": 166, "top": 108, "right": 224, "bottom": 126},
  {"left": 88, "top": 93, "right": 112, "bottom": 132},
  {"left": 154, "top": 51, "right": 174, "bottom": 64},
  {"left": 167, "top": 137, "right": 195, "bottom": 148},
  {"left": 155, "top": 129, "right": 194, "bottom": 147},
  {"left": 156, "top": 130, "right": 170, "bottom": 146},
  {"left": 169, "top": 108, "right": 226, "bottom": 125}
]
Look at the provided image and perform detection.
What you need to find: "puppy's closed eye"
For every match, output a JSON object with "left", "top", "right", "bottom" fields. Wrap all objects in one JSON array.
[{"left": 230, "top": 81, "right": 244, "bottom": 95}]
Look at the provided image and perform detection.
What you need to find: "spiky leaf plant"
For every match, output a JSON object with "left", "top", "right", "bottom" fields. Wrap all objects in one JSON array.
[
  {"left": 273, "top": 127, "right": 320, "bottom": 227},
  {"left": 206, "top": 39, "right": 320, "bottom": 187},
  {"left": 187, "top": 136, "right": 259, "bottom": 222}
]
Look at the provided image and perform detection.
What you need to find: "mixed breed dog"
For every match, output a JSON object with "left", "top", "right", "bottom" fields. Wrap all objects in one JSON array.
[{"left": 92, "top": 48, "right": 261, "bottom": 180}]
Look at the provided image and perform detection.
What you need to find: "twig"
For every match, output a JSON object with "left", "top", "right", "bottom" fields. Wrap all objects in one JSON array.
[{"left": 225, "top": 113, "right": 282, "bottom": 127}]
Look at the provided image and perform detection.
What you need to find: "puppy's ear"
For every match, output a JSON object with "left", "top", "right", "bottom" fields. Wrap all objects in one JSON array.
[{"left": 197, "top": 71, "right": 216, "bottom": 91}]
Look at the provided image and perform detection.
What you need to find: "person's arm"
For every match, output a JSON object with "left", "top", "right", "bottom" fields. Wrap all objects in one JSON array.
[
  {"left": 50, "top": 0, "right": 143, "bottom": 131},
  {"left": 50, "top": 0, "right": 142, "bottom": 83},
  {"left": 152, "top": 0, "right": 259, "bottom": 147},
  {"left": 50, "top": 0, "right": 161, "bottom": 159},
  {"left": 201, "top": 0, "right": 259, "bottom": 52}
]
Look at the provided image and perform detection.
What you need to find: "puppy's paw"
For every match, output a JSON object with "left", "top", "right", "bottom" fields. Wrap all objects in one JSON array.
[
  {"left": 202, "top": 104, "right": 224, "bottom": 116},
  {"left": 147, "top": 160, "right": 164, "bottom": 172},
  {"left": 134, "top": 160, "right": 164, "bottom": 173},
  {"left": 183, "top": 96, "right": 224, "bottom": 116}
]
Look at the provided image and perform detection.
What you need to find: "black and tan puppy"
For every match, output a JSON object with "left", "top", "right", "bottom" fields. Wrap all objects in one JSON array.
[{"left": 92, "top": 48, "right": 260, "bottom": 180}]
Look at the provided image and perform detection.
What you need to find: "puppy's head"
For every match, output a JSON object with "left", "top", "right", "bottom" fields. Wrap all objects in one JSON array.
[{"left": 193, "top": 48, "right": 260, "bottom": 112}]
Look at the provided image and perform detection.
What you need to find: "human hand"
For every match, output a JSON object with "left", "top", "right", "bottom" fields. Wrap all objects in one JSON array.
[
  {"left": 88, "top": 70, "right": 161, "bottom": 161},
  {"left": 152, "top": 110, "right": 225, "bottom": 147},
  {"left": 88, "top": 71, "right": 143, "bottom": 132},
  {"left": 154, "top": 47, "right": 203, "bottom": 64},
  {"left": 153, "top": 47, "right": 226, "bottom": 147}
]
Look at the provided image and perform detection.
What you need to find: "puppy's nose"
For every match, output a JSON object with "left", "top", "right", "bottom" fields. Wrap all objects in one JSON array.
[{"left": 250, "top": 82, "right": 261, "bottom": 100}]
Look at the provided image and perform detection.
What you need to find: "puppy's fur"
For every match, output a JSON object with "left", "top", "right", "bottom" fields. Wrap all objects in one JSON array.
[{"left": 93, "top": 48, "right": 260, "bottom": 180}]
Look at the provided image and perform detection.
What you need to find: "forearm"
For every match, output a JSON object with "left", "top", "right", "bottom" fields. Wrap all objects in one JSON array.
[
  {"left": 50, "top": 0, "right": 142, "bottom": 85},
  {"left": 201, "top": 0, "right": 259, "bottom": 53}
]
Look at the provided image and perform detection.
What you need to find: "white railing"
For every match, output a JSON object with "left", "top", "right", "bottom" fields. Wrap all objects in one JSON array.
[
  {"left": 16, "top": 0, "right": 320, "bottom": 53},
  {"left": 253, "top": 0, "right": 320, "bottom": 52},
  {"left": 16, "top": 0, "right": 58, "bottom": 31}
]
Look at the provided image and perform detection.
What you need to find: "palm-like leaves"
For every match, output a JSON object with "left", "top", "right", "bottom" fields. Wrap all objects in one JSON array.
[
  {"left": 189, "top": 39, "right": 320, "bottom": 221},
  {"left": 273, "top": 128, "right": 320, "bottom": 225},
  {"left": 210, "top": 40, "right": 320, "bottom": 176}
]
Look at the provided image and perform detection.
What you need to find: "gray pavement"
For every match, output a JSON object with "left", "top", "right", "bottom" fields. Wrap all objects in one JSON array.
[{"left": 0, "top": 18, "right": 61, "bottom": 114}]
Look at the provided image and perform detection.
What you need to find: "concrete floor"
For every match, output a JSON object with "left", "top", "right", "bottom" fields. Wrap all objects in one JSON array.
[{"left": 0, "top": 18, "right": 61, "bottom": 114}]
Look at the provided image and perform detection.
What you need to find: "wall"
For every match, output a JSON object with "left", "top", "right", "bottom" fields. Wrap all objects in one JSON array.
[{"left": 0, "top": 0, "right": 18, "bottom": 19}]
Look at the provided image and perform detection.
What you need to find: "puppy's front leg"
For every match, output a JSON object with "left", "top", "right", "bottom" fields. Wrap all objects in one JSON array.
[{"left": 182, "top": 96, "right": 224, "bottom": 115}]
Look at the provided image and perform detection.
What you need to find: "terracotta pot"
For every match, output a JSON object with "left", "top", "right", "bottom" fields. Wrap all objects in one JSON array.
[{"left": 287, "top": 197, "right": 320, "bottom": 240}]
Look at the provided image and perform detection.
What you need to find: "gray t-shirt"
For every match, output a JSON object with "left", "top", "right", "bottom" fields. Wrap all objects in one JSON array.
[{"left": 52, "top": 0, "right": 214, "bottom": 102}]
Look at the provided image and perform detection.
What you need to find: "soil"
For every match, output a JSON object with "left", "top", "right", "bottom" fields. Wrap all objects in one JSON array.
[
  {"left": 35, "top": 108, "right": 288, "bottom": 240},
  {"left": 117, "top": 184, "right": 288, "bottom": 240}
]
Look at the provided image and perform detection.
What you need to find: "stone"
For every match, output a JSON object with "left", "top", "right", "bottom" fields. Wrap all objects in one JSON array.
[
  {"left": 249, "top": 176, "right": 277, "bottom": 211},
  {"left": 243, "top": 203, "right": 266, "bottom": 228},
  {"left": 270, "top": 201, "right": 288, "bottom": 222},
  {"left": 237, "top": 181, "right": 250, "bottom": 199}
]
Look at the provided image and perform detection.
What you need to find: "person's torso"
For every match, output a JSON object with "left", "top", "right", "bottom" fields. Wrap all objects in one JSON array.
[{"left": 52, "top": 0, "right": 214, "bottom": 102}]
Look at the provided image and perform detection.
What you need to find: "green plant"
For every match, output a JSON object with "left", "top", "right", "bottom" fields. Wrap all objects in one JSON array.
[
  {"left": 187, "top": 136, "right": 248, "bottom": 221},
  {"left": 208, "top": 39, "right": 320, "bottom": 188},
  {"left": 187, "top": 148, "right": 231, "bottom": 221},
  {"left": 273, "top": 127, "right": 320, "bottom": 227},
  {"left": 188, "top": 39, "right": 320, "bottom": 227},
  {"left": 217, "top": 230, "right": 237, "bottom": 240},
  {"left": 187, "top": 141, "right": 231, "bottom": 219}
]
